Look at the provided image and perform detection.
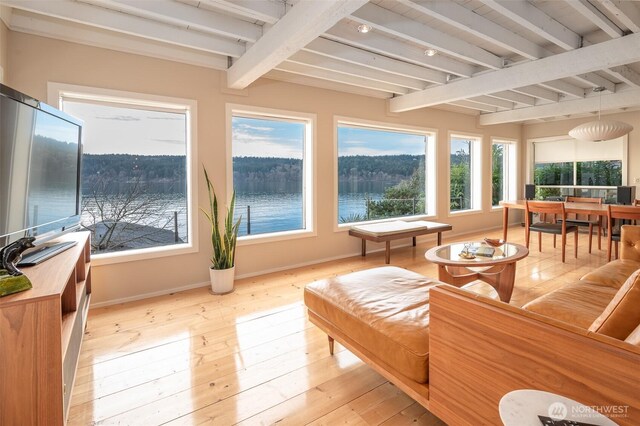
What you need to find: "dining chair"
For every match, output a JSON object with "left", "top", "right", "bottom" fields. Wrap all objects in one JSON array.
[
  {"left": 563, "top": 196, "right": 603, "bottom": 253},
  {"left": 525, "top": 201, "right": 578, "bottom": 263},
  {"left": 607, "top": 205, "right": 640, "bottom": 261}
]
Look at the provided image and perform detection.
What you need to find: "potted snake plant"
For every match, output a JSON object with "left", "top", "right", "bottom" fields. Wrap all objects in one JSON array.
[{"left": 201, "top": 166, "right": 241, "bottom": 294}]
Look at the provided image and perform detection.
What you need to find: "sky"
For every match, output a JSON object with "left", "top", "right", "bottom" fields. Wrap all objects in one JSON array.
[
  {"left": 338, "top": 126, "right": 427, "bottom": 156},
  {"left": 61, "top": 101, "right": 186, "bottom": 155},
  {"left": 232, "top": 116, "right": 304, "bottom": 159},
  {"left": 451, "top": 138, "right": 471, "bottom": 154},
  {"left": 232, "top": 118, "right": 429, "bottom": 159}
]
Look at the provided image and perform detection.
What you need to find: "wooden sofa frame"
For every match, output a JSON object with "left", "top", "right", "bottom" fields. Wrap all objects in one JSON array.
[{"left": 308, "top": 285, "right": 640, "bottom": 425}]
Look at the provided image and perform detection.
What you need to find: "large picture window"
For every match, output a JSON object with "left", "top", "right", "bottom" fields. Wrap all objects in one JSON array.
[
  {"left": 336, "top": 120, "right": 436, "bottom": 225},
  {"left": 450, "top": 134, "right": 481, "bottom": 213},
  {"left": 230, "top": 107, "right": 314, "bottom": 239},
  {"left": 492, "top": 139, "right": 517, "bottom": 207},
  {"left": 55, "top": 88, "right": 196, "bottom": 257},
  {"left": 532, "top": 137, "right": 625, "bottom": 201}
]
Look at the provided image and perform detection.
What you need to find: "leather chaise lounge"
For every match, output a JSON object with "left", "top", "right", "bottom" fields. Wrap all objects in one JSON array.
[{"left": 304, "top": 226, "right": 640, "bottom": 425}]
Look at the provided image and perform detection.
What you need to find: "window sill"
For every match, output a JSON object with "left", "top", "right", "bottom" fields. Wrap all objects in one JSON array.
[
  {"left": 334, "top": 214, "right": 436, "bottom": 233},
  {"left": 491, "top": 206, "right": 504, "bottom": 212},
  {"left": 91, "top": 242, "right": 198, "bottom": 267},
  {"left": 237, "top": 229, "right": 316, "bottom": 246},
  {"left": 447, "top": 209, "right": 483, "bottom": 218}
]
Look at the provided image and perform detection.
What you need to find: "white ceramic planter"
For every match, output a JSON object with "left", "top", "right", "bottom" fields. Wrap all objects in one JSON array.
[{"left": 209, "top": 266, "right": 235, "bottom": 294}]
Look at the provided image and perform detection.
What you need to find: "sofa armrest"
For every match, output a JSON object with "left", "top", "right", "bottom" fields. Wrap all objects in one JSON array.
[
  {"left": 621, "top": 225, "right": 640, "bottom": 262},
  {"left": 428, "top": 285, "right": 640, "bottom": 426}
]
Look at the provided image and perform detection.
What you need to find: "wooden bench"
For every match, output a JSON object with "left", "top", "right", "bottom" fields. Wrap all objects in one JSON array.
[{"left": 349, "top": 220, "right": 452, "bottom": 264}]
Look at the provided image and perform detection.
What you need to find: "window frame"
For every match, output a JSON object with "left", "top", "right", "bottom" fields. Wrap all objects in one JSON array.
[
  {"left": 226, "top": 103, "right": 317, "bottom": 245},
  {"left": 491, "top": 138, "right": 518, "bottom": 210},
  {"left": 333, "top": 116, "right": 437, "bottom": 232},
  {"left": 47, "top": 82, "right": 198, "bottom": 266},
  {"left": 448, "top": 132, "right": 482, "bottom": 216}
]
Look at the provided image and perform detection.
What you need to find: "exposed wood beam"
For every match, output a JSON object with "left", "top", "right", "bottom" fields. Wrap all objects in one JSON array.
[
  {"left": 397, "top": 0, "right": 546, "bottom": 60},
  {"left": 479, "top": 87, "right": 640, "bottom": 124},
  {"left": 275, "top": 62, "right": 409, "bottom": 95},
  {"left": 604, "top": 66, "right": 640, "bottom": 87},
  {"left": 600, "top": 0, "right": 640, "bottom": 33},
  {"left": 487, "top": 91, "right": 535, "bottom": 106},
  {"left": 7, "top": 9, "right": 228, "bottom": 69},
  {"left": 197, "top": 0, "right": 284, "bottom": 25},
  {"left": 304, "top": 38, "right": 447, "bottom": 84},
  {"left": 287, "top": 51, "right": 426, "bottom": 90},
  {"left": 539, "top": 80, "right": 585, "bottom": 98},
  {"left": 227, "top": 0, "right": 368, "bottom": 89},
  {"left": 3, "top": 0, "right": 245, "bottom": 57},
  {"left": 478, "top": 0, "right": 582, "bottom": 50},
  {"left": 512, "top": 85, "right": 560, "bottom": 102},
  {"left": 566, "top": 0, "right": 624, "bottom": 38},
  {"left": 80, "top": 0, "right": 262, "bottom": 42},
  {"left": 351, "top": 3, "right": 503, "bottom": 69},
  {"left": 325, "top": 22, "right": 476, "bottom": 77},
  {"left": 389, "top": 33, "right": 640, "bottom": 112}
]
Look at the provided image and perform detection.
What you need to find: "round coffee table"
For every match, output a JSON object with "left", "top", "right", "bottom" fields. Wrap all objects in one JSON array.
[{"left": 425, "top": 241, "right": 528, "bottom": 303}]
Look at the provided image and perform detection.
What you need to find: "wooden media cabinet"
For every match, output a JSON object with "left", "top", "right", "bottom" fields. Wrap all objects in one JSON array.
[{"left": 0, "top": 232, "right": 91, "bottom": 425}]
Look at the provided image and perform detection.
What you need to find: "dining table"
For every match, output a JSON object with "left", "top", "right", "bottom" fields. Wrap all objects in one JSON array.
[{"left": 498, "top": 199, "right": 611, "bottom": 242}]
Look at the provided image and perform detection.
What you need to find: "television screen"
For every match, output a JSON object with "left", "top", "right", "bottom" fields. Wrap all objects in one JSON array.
[{"left": 0, "top": 84, "right": 82, "bottom": 247}]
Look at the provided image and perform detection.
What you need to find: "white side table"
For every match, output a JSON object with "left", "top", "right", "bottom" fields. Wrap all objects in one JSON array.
[{"left": 499, "top": 390, "right": 620, "bottom": 426}]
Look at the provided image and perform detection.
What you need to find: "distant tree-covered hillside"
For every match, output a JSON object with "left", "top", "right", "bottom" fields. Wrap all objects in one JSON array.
[
  {"left": 338, "top": 155, "right": 424, "bottom": 181},
  {"left": 233, "top": 157, "right": 302, "bottom": 181},
  {"left": 82, "top": 154, "right": 186, "bottom": 183}
]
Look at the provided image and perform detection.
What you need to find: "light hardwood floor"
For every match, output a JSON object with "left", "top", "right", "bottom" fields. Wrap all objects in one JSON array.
[{"left": 69, "top": 225, "right": 611, "bottom": 425}]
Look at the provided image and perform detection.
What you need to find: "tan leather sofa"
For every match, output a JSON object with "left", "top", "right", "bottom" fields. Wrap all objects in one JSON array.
[{"left": 304, "top": 225, "right": 640, "bottom": 425}]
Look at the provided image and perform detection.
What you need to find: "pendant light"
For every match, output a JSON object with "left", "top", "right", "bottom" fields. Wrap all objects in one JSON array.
[{"left": 568, "top": 87, "right": 633, "bottom": 142}]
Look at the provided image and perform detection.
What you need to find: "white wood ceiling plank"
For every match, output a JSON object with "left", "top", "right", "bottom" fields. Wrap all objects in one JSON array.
[
  {"left": 304, "top": 38, "right": 447, "bottom": 84},
  {"left": 573, "top": 73, "right": 616, "bottom": 93},
  {"left": 79, "top": 0, "right": 262, "bottom": 42},
  {"left": 325, "top": 21, "right": 477, "bottom": 77},
  {"left": 2, "top": 0, "right": 245, "bottom": 57},
  {"left": 600, "top": 0, "right": 640, "bottom": 33},
  {"left": 397, "top": 0, "right": 546, "bottom": 60},
  {"left": 468, "top": 95, "right": 514, "bottom": 109},
  {"left": 487, "top": 91, "right": 535, "bottom": 106},
  {"left": 265, "top": 69, "right": 392, "bottom": 99},
  {"left": 449, "top": 100, "right": 498, "bottom": 113},
  {"left": 512, "top": 85, "right": 560, "bottom": 102},
  {"left": 7, "top": 9, "right": 228, "bottom": 69},
  {"left": 538, "top": 80, "right": 585, "bottom": 98},
  {"left": 389, "top": 32, "right": 640, "bottom": 111},
  {"left": 227, "top": 0, "right": 368, "bottom": 89},
  {"left": 198, "top": 0, "right": 284, "bottom": 25},
  {"left": 351, "top": 3, "right": 503, "bottom": 69},
  {"left": 287, "top": 50, "right": 427, "bottom": 90},
  {"left": 604, "top": 66, "right": 640, "bottom": 87},
  {"left": 478, "top": 0, "right": 582, "bottom": 50},
  {"left": 565, "top": 0, "right": 624, "bottom": 38},
  {"left": 479, "top": 87, "right": 640, "bottom": 124},
  {"left": 275, "top": 62, "right": 408, "bottom": 94}
]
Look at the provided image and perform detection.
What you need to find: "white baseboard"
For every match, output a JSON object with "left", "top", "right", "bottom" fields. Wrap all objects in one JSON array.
[{"left": 91, "top": 222, "right": 512, "bottom": 308}]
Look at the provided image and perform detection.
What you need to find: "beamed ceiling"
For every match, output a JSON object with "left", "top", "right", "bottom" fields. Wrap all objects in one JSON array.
[{"left": 1, "top": 0, "right": 640, "bottom": 124}]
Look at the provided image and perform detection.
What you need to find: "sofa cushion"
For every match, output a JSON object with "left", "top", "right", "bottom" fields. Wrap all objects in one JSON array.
[
  {"left": 625, "top": 323, "right": 640, "bottom": 346},
  {"left": 523, "top": 282, "right": 618, "bottom": 328},
  {"left": 304, "top": 266, "right": 437, "bottom": 384},
  {"left": 580, "top": 259, "right": 640, "bottom": 289},
  {"left": 589, "top": 269, "right": 640, "bottom": 340}
]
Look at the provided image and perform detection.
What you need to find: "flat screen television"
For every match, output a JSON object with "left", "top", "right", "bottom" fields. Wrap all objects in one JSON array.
[{"left": 0, "top": 84, "right": 83, "bottom": 250}]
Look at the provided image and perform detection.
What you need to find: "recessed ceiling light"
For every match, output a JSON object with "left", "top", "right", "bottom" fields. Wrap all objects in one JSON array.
[
  {"left": 357, "top": 24, "right": 371, "bottom": 33},
  {"left": 425, "top": 48, "right": 437, "bottom": 57}
]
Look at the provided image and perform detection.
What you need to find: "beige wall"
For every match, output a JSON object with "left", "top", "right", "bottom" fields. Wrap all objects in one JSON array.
[
  {"left": 7, "top": 30, "right": 523, "bottom": 305},
  {"left": 523, "top": 111, "right": 640, "bottom": 190},
  {"left": 0, "top": 19, "right": 8, "bottom": 83}
]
